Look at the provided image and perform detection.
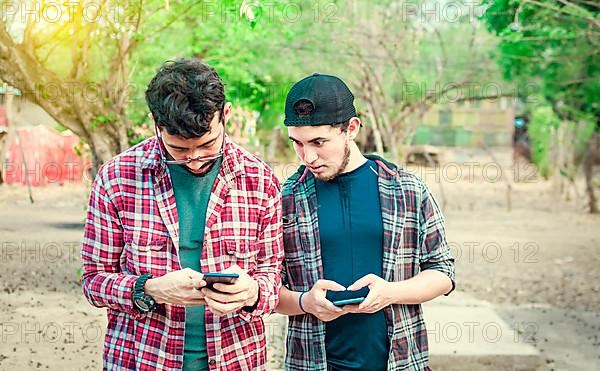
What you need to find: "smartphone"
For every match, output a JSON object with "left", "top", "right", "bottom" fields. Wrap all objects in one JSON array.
[
  {"left": 203, "top": 272, "right": 240, "bottom": 285},
  {"left": 332, "top": 297, "right": 365, "bottom": 307}
]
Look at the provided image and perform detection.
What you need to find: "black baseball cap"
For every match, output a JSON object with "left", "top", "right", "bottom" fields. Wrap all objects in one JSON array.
[{"left": 284, "top": 73, "right": 357, "bottom": 126}]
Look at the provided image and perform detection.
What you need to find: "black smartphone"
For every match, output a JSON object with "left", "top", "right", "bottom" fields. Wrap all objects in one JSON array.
[
  {"left": 332, "top": 297, "right": 365, "bottom": 307},
  {"left": 202, "top": 272, "right": 239, "bottom": 286}
]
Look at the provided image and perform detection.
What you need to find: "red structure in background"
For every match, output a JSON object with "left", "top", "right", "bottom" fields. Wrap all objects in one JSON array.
[
  {"left": 1, "top": 124, "right": 89, "bottom": 186},
  {"left": 0, "top": 105, "right": 7, "bottom": 126}
]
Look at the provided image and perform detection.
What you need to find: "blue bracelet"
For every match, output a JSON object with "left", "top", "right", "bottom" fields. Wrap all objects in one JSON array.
[{"left": 298, "top": 292, "right": 307, "bottom": 313}]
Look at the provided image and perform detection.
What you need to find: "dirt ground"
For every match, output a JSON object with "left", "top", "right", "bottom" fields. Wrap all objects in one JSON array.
[{"left": 0, "top": 148, "right": 599, "bottom": 370}]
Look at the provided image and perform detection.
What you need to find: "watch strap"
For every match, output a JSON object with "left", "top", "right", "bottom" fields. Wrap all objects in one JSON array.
[{"left": 133, "top": 273, "right": 157, "bottom": 312}]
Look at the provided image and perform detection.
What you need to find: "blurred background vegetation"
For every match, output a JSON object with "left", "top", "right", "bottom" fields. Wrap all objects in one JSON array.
[{"left": 0, "top": 0, "right": 598, "bottom": 210}]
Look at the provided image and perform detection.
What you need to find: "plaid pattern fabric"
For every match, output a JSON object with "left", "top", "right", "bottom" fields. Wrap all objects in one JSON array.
[
  {"left": 81, "top": 136, "right": 284, "bottom": 371},
  {"left": 281, "top": 155, "right": 455, "bottom": 371}
]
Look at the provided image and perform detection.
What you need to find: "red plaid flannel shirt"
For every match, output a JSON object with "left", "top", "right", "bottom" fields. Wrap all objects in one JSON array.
[{"left": 81, "top": 136, "right": 283, "bottom": 370}]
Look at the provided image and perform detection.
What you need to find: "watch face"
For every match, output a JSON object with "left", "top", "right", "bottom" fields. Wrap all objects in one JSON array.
[{"left": 135, "top": 297, "right": 150, "bottom": 311}]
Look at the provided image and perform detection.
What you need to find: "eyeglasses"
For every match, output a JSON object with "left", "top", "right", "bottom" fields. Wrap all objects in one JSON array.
[{"left": 154, "top": 123, "right": 225, "bottom": 165}]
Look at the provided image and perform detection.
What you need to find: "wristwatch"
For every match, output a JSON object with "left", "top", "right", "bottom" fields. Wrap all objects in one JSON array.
[{"left": 133, "top": 273, "right": 157, "bottom": 312}]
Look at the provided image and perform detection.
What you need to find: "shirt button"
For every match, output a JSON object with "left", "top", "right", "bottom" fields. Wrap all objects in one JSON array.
[{"left": 209, "top": 360, "right": 217, "bottom": 367}]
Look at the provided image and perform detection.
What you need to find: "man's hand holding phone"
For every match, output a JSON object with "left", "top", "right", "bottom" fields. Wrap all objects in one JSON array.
[
  {"left": 343, "top": 273, "right": 394, "bottom": 314},
  {"left": 300, "top": 279, "right": 349, "bottom": 322},
  {"left": 144, "top": 268, "right": 207, "bottom": 306},
  {"left": 201, "top": 265, "right": 259, "bottom": 317}
]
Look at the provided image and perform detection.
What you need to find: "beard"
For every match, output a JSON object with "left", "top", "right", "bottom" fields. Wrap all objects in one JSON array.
[
  {"left": 184, "top": 158, "right": 218, "bottom": 176},
  {"left": 318, "top": 140, "right": 351, "bottom": 182}
]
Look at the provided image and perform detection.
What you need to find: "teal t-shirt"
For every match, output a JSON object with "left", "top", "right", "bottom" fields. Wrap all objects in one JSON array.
[
  {"left": 168, "top": 158, "right": 222, "bottom": 371},
  {"left": 316, "top": 159, "right": 389, "bottom": 371}
]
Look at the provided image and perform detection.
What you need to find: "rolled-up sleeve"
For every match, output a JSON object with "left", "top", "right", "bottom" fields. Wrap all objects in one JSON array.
[{"left": 417, "top": 183, "right": 455, "bottom": 295}]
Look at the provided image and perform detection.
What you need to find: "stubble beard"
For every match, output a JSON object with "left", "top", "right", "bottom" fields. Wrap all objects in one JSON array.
[{"left": 316, "top": 140, "right": 351, "bottom": 182}]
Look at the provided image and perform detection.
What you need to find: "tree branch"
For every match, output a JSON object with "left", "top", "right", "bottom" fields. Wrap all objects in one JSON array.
[
  {"left": 0, "top": 20, "right": 85, "bottom": 137},
  {"left": 134, "top": 0, "right": 204, "bottom": 46},
  {"left": 526, "top": 0, "right": 600, "bottom": 28}
]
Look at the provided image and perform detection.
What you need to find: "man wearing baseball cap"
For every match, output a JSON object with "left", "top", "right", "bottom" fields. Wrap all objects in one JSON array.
[{"left": 275, "top": 73, "right": 456, "bottom": 370}]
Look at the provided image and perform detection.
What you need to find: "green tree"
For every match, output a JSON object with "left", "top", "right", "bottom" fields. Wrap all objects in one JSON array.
[
  {"left": 0, "top": 0, "right": 144, "bottom": 175},
  {"left": 481, "top": 0, "right": 599, "bottom": 212},
  {"left": 292, "top": 0, "right": 508, "bottom": 161},
  {"left": 0, "top": 0, "right": 328, "bottom": 174}
]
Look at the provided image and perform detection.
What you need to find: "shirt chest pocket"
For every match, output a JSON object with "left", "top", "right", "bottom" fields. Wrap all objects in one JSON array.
[
  {"left": 222, "top": 239, "right": 259, "bottom": 273},
  {"left": 124, "top": 238, "right": 174, "bottom": 276}
]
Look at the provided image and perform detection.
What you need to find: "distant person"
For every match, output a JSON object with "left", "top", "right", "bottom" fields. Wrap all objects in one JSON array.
[
  {"left": 513, "top": 115, "right": 532, "bottom": 163},
  {"left": 81, "top": 58, "right": 283, "bottom": 370},
  {"left": 276, "top": 73, "right": 455, "bottom": 370}
]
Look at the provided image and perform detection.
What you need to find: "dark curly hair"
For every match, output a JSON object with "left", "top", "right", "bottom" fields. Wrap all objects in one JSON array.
[{"left": 145, "top": 58, "right": 225, "bottom": 138}]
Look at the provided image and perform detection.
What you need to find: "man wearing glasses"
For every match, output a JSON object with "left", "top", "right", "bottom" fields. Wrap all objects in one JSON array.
[{"left": 81, "top": 58, "right": 283, "bottom": 370}]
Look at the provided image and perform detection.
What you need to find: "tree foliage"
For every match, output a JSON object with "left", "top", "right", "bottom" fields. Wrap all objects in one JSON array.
[
  {"left": 283, "top": 0, "right": 506, "bottom": 160},
  {"left": 481, "top": 0, "right": 599, "bottom": 121},
  {"left": 481, "top": 0, "right": 600, "bottom": 212},
  {"left": 0, "top": 0, "right": 323, "bottom": 172}
]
